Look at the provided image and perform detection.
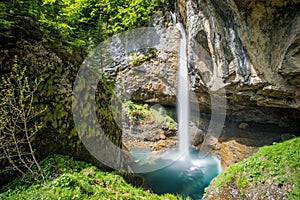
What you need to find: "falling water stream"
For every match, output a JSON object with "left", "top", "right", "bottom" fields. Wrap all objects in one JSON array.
[
  {"left": 176, "top": 21, "right": 190, "bottom": 155},
  {"left": 130, "top": 13, "right": 221, "bottom": 199}
]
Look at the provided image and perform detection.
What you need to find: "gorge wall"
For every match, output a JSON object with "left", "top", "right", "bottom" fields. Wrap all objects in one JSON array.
[
  {"left": 182, "top": 0, "right": 300, "bottom": 125},
  {"left": 111, "top": 0, "right": 300, "bottom": 168},
  {"left": 112, "top": 0, "right": 300, "bottom": 131},
  {"left": 116, "top": 0, "right": 300, "bottom": 127}
]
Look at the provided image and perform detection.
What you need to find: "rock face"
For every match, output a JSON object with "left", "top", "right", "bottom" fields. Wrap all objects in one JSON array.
[
  {"left": 109, "top": 0, "right": 300, "bottom": 168},
  {"left": 112, "top": 0, "right": 300, "bottom": 127},
  {"left": 111, "top": 16, "right": 180, "bottom": 105},
  {"left": 182, "top": 0, "right": 300, "bottom": 122},
  {"left": 110, "top": 0, "right": 300, "bottom": 171},
  {"left": 0, "top": 15, "right": 122, "bottom": 185}
]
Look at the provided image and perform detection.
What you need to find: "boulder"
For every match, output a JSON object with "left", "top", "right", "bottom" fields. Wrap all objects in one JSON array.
[{"left": 238, "top": 122, "right": 249, "bottom": 129}]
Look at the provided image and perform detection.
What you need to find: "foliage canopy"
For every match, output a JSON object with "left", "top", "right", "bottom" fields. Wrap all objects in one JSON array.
[{"left": 1, "top": 0, "right": 162, "bottom": 52}]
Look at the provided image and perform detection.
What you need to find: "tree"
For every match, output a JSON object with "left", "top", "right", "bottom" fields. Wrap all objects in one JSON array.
[{"left": 0, "top": 56, "right": 46, "bottom": 183}]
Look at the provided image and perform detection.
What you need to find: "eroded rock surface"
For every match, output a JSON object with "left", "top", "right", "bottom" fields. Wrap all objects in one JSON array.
[{"left": 184, "top": 0, "right": 300, "bottom": 116}]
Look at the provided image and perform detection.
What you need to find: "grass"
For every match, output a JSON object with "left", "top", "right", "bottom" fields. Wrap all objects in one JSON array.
[
  {"left": 208, "top": 137, "right": 300, "bottom": 199},
  {"left": 0, "top": 154, "right": 182, "bottom": 200}
]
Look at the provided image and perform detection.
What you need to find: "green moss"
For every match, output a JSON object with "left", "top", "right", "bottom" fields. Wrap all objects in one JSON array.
[
  {"left": 124, "top": 100, "right": 151, "bottom": 122},
  {"left": 0, "top": 154, "right": 182, "bottom": 199},
  {"left": 123, "top": 101, "right": 177, "bottom": 129},
  {"left": 209, "top": 137, "right": 300, "bottom": 199}
]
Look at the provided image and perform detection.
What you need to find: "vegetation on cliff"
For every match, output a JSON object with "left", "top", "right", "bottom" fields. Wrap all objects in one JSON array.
[
  {"left": 0, "top": 154, "right": 182, "bottom": 200},
  {"left": 1, "top": 0, "right": 164, "bottom": 52},
  {"left": 204, "top": 137, "right": 300, "bottom": 200},
  {"left": 0, "top": 0, "right": 166, "bottom": 185}
]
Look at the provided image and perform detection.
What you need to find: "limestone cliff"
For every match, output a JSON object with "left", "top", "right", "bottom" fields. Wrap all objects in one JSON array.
[
  {"left": 181, "top": 0, "right": 300, "bottom": 124},
  {"left": 113, "top": 0, "right": 300, "bottom": 126},
  {"left": 113, "top": 0, "right": 300, "bottom": 128},
  {"left": 110, "top": 0, "right": 300, "bottom": 169}
]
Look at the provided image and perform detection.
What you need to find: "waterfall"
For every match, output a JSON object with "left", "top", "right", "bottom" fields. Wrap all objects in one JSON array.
[
  {"left": 172, "top": 12, "right": 190, "bottom": 155},
  {"left": 129, "top": 13, "right": 222, "bottom": 198},
  {"left": 170, "top": 11, "right": 176, "bottom": 26}
]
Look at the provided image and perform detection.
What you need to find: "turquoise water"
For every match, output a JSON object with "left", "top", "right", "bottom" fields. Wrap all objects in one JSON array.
[{"left": 130, "top": 148, "right": 221, "bottom": 199}]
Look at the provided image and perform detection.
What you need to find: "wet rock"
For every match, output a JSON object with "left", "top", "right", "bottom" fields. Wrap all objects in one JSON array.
[
  {"left": 154, "top": 140, "right": 170, "bottom": 150},
  {"left": 191, "top": 131, "right": 204, "bottom": 146},
  {"left": 214, "top": 140, "right": 256, "bottom": 168},
  {"left": 190, "top": 122, "right": 205, "bottom": 146},
  {"left": 143, "top": 134, "right": 160, "bottom": 142},
  {"left": 280, "top": 133, "right": 295, "bottom": 141},
  {"left": 159, "top": 132, "right": 167, "bottom": 140},
  {"left": 164, "top": 128, "right": 177, "bottom": 137},
  {"left": 238, "top": 122, "right": 249, "bottom": 129}
]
